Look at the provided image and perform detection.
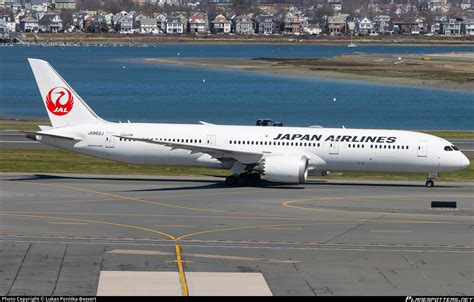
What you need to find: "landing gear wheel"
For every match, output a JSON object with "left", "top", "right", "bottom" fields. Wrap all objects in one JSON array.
[
  {"left": 237, "top": 173, "right": 249, "bottom": 186},
  {"left": 248, "top": 173, "right": 261, "bottom": 186},
  {"left": 225, "top": 175, "right": 237, "bottom": 186},
  {"left": 425, "top": 180, "right": 435, "bottom": 188}
]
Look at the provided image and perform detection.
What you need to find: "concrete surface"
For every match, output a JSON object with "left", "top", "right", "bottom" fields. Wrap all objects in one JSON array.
[{"left": 0, "top": 173, "right": 473, "bottom": 296}]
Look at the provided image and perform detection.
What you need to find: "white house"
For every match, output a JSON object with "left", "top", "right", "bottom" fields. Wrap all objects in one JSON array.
[
  {"left": 211, "top": 14, "right": 231, "bottom": 34},
  {"left": 165, "top": 16, "right": 184, "bottom": 34},
  {"left": 358, "top": 17, "right": 373, "bottom": 34},
  {"left": 303, "top": 24, "right": 322, "bottom": 35},
  {"left": 120, "top": 12, "right": 138, "bottom": 34},
  {"left": 140, "top": 17, "right": 158, "bottom": 34},
  {"left": 154, "top": 12, "right": 167, "bottom": 33},
  {"left": 465, "top": 19, "right": 474, "bottom": 35}
]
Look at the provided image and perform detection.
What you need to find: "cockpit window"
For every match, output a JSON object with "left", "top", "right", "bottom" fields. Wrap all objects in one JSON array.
[
  {"left": 451, "top": 145, "right": 459, "bottom": 151},
  {"left": 444, "top": 146, "right": 453, "bottom": 151}
]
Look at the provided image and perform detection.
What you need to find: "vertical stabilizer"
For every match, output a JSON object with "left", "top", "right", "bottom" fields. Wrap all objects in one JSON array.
[{"left": 28, "top": 58, "right": 105, "bottom": 128}]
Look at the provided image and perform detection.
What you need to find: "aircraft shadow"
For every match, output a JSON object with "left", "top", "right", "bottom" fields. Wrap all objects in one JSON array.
[
  {"left": 6, "top": 174, "right": 305, "bottom": 191},
  {"left": 6, "top": 174, "right": 461, "bottom": 189}
]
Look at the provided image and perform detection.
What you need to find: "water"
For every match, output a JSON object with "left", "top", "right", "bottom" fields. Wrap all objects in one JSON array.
[{"left": 1, "top": 44, "right": 473, "bottom": 129}]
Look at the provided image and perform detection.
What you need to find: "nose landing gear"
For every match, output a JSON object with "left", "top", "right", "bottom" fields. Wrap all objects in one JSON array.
[
  {"left": 425, "top": 173, "right": 438, "bottom": 188},
  {"left": 425, "top": 179, "right": 435, "bottom": 187}
]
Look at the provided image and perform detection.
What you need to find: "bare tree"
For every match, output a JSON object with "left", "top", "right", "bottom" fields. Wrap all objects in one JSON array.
[
  {"left": 310, "top": 4, "right": 335, "bottom": 23},
  {"left": 232, "top": 0, "right": 250, "bottom": 15}
]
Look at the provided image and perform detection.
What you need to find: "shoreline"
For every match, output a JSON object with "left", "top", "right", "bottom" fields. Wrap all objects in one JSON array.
[
  {"left": 20, "top": 32, "right": 474, "bottom": 46},
  {"left": 145, "top": 53, "right": 474, "bottom": 91}
]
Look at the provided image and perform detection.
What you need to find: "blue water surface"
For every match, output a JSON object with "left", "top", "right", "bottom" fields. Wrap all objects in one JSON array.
[{"left": 0, "top": 44, "right": 473, "bottom": 129}]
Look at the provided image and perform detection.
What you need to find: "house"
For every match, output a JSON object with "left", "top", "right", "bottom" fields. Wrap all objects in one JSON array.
[
  {"left": 256, "top": 15, "right": 277, "bottom": 35},
  {"left": 112, "top": 11, "right": 127, "bottom": 31},
  {"left": 165, "top": 16, "right": 185, "bottom": 34},
  {"left": 20, "top": 16, "right": 39, "bottom": 32},
  {"left": 392, "top": 18, "right": 419, "bottom": 34},
  {"left": 357, "top": 17, "right": 373, "bottom": 35},
  {"left": 428, "top": 0, "right": 449, "bottom": 12},
  {"left": 54, "top": 0, "right": 76, "bottom": 10},
  {"left": 414, "top": 17, "right": 426, "bottom": 34},
  {"left": 441, "top": 18, "right": 462, "bottom": 35},
  {"left": 140, "top": 17, "right": 158, "bottom": 34},
  {"left": 211, "top": 14, "right": 231, "bottom": 34},
  {"left": 430, "top": 22, "right": 441, "bottom": 34},
  {"left": 283, "top": 12, "right": 307, "bottom": 35},
  {"left": 303, "top": 24, "right": 322, "bottom": 35},
  {"left": 103, "top": 13, "right": 114, "bottom": 28},
  {"left": 154, "top": 12, "right": 167, "bottom": 33},
  {"left": 73, "top": 11, "right": 92, "bottom": 31},
  {"left": 234, "top": 15, "right": 254, "bottom": 35},
  {"left": 188, "top": 12, "right": 208, "bottom": 33},
  {"left": 374, "top": 15, "right": 390, "bottom": 33},
  {"left": 327, "top": 15, "right": 345, "bottom": 35},
  {"left": 0, "top": 21, "right": 9, "bottom": 40},
  {"left": 1, "top": 15, "right": 16, "bottom": 32},
  {"left": 464, "top": 19, "right": 474, "bottom": 35},
  {"left": 328, "top": 0, "right": 342, "bottom": 12},
  {"left": 91, "top": 15, "right": 108, "bottom": 32},
  {"left": 38, "top": 13, "right": 62, "bottom": 32},
  {"left": 461, "top": 0, "right": 471, "bottom": 9},
  {"left": 120, "top": 11, "right": 138, "bottom": 34}
]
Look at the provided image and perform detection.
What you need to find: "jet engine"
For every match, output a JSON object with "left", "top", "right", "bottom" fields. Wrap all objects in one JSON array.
[{"left": 258, "top": 155, "right": 309, "bottom": 183}]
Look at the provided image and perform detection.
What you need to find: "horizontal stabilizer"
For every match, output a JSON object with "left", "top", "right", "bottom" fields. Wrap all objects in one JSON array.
[{"left": 25, "top": 131, "right": 82, "bottom": 141}]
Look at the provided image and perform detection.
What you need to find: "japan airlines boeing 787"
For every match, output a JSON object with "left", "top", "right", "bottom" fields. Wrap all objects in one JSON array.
[{"left": 26, "top": 58, "right": 470, "bottom": 187}]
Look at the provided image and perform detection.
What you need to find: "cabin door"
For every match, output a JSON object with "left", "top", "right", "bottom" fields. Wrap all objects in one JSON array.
[
  {"left": 206, "top": 135, "right": 216, "bottom": 146},
  {"left": 329, "top": 142, "right": 339, "bottom": 155},
  {"left": 105, "top": 132, "right": 115, "bottom": 148},
  {"left": 417, "top": 141, "right": 427, "bottom": 157}
]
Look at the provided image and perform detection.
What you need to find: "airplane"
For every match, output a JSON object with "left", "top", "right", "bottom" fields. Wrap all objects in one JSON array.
[{"left": 26, "top": 58, "right": 470, "bottom": 187}]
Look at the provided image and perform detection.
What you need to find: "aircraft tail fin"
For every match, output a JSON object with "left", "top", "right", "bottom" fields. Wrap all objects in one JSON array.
[{"left": 28, "top": 58, "right": 105, "bottom": 128}]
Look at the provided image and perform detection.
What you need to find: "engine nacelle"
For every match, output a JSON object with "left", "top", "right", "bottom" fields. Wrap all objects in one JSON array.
[{"left": 259, "top": 155, "right": 309, "bottom": 183}]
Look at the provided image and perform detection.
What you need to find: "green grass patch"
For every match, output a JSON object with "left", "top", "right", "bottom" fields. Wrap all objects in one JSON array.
[
  {"left": 0, "top": 149, "right": 229, "bottom": 177},
  {"left": 0, "top": 118, "right": 50, "bottom": 132},
  {"left": 320, "top": 165, "right": 473, "bottom": 182},
  {"left": 0, "top": 149, "right": 472, "bottom": 182}
]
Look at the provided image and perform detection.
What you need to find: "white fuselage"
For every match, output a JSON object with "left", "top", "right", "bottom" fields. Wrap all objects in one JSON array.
[{"left": 36, "top": 122, "right": 469, "bottom": 175}]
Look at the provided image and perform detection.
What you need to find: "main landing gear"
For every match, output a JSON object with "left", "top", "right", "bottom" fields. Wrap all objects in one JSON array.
[{"left": 225, "top": 172, "right": 261, "bottom": 186}]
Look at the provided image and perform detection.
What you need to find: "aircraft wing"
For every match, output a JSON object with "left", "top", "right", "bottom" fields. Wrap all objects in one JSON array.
[{"left": 115, "top": 135, "right": 264, "bottom": 164}]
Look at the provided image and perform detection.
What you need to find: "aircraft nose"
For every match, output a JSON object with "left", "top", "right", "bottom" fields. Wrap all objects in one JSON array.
[{"left": 460, "top": 155, "right": 470, "bottom": 169}]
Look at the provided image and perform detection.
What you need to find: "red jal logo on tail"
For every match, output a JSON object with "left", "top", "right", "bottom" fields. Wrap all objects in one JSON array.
[{"left": 46, "top": 87, "right": 74, "bottom": 116}]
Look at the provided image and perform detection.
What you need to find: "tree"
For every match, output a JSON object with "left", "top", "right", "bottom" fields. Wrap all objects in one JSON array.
[
  {"left": 341, "top": 0, "right": 366, "bottom": 15},
  {"left": 60, "top": 10, "right": 73, "bottom": 27},
  {"left": 232, "top": 0, "right": 250, "bottom": 15},
  {"left": 310, "top": 4, "right": 335, "bottom": 23}
]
